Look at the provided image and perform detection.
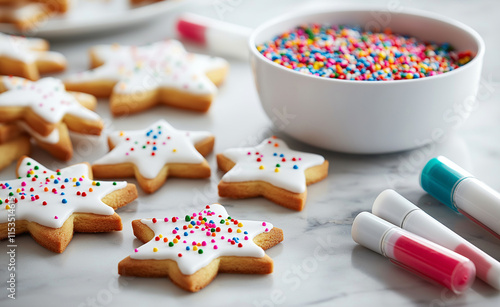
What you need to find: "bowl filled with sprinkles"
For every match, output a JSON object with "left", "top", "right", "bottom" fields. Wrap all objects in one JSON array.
[{"left": 249, "top": 7, "right": 484, "bottom": 154}]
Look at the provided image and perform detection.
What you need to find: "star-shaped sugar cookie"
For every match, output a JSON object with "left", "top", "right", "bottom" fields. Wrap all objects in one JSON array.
[
  {"left": 0, "top": 33, "right": 66, "bottom": 80},
  {"left": 118, "top": 203, "right": 283, "bottom": 292},
  {"left": 0, "top": 76, "right": 103, "bottom": 137},
  {"left": 0, "top": 2, "right": 53, "bottom": 32},
  {"left": 0, "top": 0, "right": 70, "bottom": 32},
  {"left": 0, "top": 0, "right": 69, "bottom": 12},
  {"left": 217, "top": 137, "right": 329, "bottom": 211},
  {"left": 64, "top": 39, "right": 229, "bottom": 115},
  {"left": 0, "top": 156, "right": 138, "bottom": 253},
  {"left": 92, "top": 119, "right": 214, "bottom": 193}
]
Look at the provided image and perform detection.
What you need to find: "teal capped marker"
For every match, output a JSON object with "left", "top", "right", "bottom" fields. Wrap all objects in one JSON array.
[
  {"left": 421, "top": 156, "right": 500, "bottom": 240},
  {"left": 420, "top": 156, "right": 473, "bottom": 212}
]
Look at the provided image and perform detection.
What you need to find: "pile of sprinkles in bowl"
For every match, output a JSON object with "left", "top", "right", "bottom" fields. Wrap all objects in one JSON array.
[{"left": 256, "top": 24, "right": 473, "bottom": 81}]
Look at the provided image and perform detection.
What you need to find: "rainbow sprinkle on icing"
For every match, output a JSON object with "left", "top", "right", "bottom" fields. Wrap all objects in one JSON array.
[
  {"left": 130, "top": 204, "right": 272, "bottom": 275},
  {"left": 66, "top": 40, "right": 227, "bottom": 96},
  {"left": 92, "top": 119, "right": 212, "bottom": 180},
  {"left": 220, "top": 137, "right": 325, "bottom": 194},
  {"left": 0, "top": 157, "right": 126, "bottom": 229}
]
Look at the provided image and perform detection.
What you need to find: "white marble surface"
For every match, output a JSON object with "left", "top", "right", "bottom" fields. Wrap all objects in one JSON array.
[{"left": 2, "top": 0, "right": 500, "bottom": 306}]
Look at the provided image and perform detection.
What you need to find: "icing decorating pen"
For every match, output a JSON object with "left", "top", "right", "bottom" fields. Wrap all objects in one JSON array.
[
  {"left": 176, "top": 13, "right": 252, "bottom": 60},
  {"left": 352, "top": 212, "right": 476, "bottom": 294},
  {"left": 421, "top": 156, "right": 500, "bottom": 240},
  {"left": 373, "top": 189, "right": 500, "bottom": 290}
]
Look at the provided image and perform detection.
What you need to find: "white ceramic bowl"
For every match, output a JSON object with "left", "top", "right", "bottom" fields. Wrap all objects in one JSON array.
[{"left": 249, "top": 7, "right": 485, "bottom": 154}]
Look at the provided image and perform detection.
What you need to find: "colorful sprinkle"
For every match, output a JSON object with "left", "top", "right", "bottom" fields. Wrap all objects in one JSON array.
[
  {"left": 131, "top": 205, "right": 274, "bottom": 266},
  {"left": 256, "top": 24, "right": 473, "bottom": 81}
]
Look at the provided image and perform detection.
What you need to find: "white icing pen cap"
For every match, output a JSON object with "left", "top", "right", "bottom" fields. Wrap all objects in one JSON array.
[
  {"left": 372, "top": 189, "right": 419, "bottom": 227},
  {"left": 351, "top": 211, "right": 396, "bottom": 255}
]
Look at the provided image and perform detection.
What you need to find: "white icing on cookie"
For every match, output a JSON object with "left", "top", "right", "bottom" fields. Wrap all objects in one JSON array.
[
  {"left": 0, "top": 77, "right": 100, "bottom": 124},
  {"left": 0, "top": 157, "right": 127, "bottom": 229},
  {"left": 0, "top": 33, "right": 65, "bottom": 65},
  {"left": 93, "top": 119, "right": 212, "bottom": 179},
  {"left": 130, "top": 204, "right": 273, "bottom": 275},
  {"left": 221, "top": 137, "right": 325, "bottom": 193},
  {"left": 66, "top": 40, "right": 227, "bottom": 96},
  {"left": 17, "top": 121, "right": 59, "bottom": 144}
]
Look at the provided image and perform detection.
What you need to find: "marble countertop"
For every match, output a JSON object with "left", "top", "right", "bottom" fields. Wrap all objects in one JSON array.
[{"left": 2, "top": 0, "right": 500, "bottom": 306}]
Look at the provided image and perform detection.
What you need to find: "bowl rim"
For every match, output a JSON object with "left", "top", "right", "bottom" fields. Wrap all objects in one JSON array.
[{"left": 248, "top": 5, "right": 486, "bottom": 85}]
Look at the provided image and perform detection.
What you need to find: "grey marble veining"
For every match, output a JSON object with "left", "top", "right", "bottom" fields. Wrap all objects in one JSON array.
[{"left": 2, "top": 0, "right": 500, "bottom": 306}]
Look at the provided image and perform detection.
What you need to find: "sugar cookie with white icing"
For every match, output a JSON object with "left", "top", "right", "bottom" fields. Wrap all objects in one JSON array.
[
  {"left": 92, "top": 119, "right": 214, "bottom": 193},
  {"left": 0, "top": 33, "right": 66, "bottom": 80},
  {"left": 0, "top": 156, "right": 138, "bottom": 253},
  {"left": 0, "top": 0, "right": 69, "bottom": 12},
  {"left": 217, "top": 136, "right": 329, "bottom": 211},
  {"left": 64, "top": 40, "right": 228, "bottom": 115},
  {"left": 0, "top": 2, "right": 53, "bottom": 32},
  {"left": 0, "top": 76, "right": 103, "bottom": 137},
  {"left": 118, "top": 203, "right": 284, "bottom": 292},
  {"left": 0, "top": 0, "right": 71, "bottom": 32}
]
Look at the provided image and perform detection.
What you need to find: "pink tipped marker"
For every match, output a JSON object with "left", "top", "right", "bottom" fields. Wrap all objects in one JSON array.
[
  {"left": 373, "top": 189, "right": 500, "bottom": 290},
  {"left": 352, "top": 212, "right": 476, "bottom": 294},
  {"left": 176, "top": 13, "right": 252, "bottom": 60}
]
